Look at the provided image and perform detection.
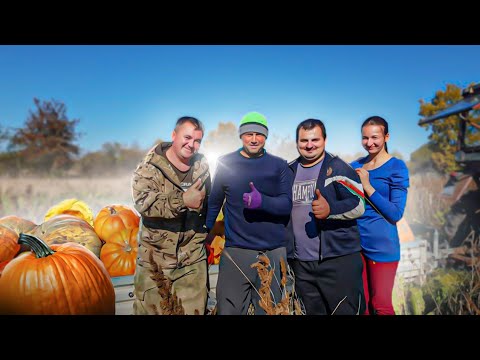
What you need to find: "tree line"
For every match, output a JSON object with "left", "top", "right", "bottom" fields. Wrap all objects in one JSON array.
[
  {"left": 1, "top": 82, "right": 477, "bottom": 177},
  {"left": 0, "top": 98, "right": 147, "bottom": 177}
]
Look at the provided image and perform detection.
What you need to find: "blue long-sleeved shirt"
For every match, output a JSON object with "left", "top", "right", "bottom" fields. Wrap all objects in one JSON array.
[
  {"left": 350, "top": 157, "right": 409, "bottom": 262},
  {"left": 206, "top": 149, "right": 292, "bottom": 250}
]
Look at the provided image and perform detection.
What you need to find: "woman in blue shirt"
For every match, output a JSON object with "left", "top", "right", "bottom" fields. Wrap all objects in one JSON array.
[{"left": 351, "top": 116, "right": 409, "bottom": 315}]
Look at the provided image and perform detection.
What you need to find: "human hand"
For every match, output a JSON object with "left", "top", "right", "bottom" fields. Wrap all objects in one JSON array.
[
  {"left": 242, "top": 182, "right": 262, "bottom": 209},
  {"left": 312, "top": 189, "right": 330, "bottom": 219},
  {"left": 182, "top": 178, "right": 206, "bottom": 209},
  {"left": 355, "top": 168, "right": 370, "bottom": 187}
]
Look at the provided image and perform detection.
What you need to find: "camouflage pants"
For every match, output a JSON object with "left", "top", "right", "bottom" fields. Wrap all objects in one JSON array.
[{"left": 133, "top": 255, "right": 208, "bottom": 315}]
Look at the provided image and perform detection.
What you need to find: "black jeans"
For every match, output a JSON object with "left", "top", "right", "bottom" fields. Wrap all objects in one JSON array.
[
  {"left": 216, "top": 246, "right": 287, "bottom": 315},
  {"left": 290, "top": 251, "right": 365, "bottom": 315}
]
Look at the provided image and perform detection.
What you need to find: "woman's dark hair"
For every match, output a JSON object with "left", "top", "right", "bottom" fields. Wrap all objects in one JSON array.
[
  {"left": 361, "top": 116, "right": 389, "bottom": 153},
  {"left": 296, "top": 118, "right": 327, "bottom": 142},
  {"left": 175, "top": 116, "right": 204, "bottom": 134}
]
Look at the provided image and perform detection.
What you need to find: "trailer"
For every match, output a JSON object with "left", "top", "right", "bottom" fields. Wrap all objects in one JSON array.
[{"left": 112, "top": 265, "right": 220, "bottom": 315}]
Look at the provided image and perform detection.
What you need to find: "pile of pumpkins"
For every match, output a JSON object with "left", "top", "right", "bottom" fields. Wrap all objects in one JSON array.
[
  {"left": 0, "top": 199, "right": 226, "bottom": 315},
  {"left": 0, "top": 199, "right": 140, "bottom": 315}
]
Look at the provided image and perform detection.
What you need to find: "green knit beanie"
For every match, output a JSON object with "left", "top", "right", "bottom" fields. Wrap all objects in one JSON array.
[{"left": 238, "top": 112, "right": 269, "bottom": 138}]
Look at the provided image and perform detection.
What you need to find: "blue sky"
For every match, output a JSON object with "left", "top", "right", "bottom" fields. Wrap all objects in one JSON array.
[{"left": 0, "top": 45, "right": 478, "bottom": 160}]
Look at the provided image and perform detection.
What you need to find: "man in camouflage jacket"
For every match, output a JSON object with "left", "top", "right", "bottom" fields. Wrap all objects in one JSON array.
[{"left": 132, "top": 117, "right": 211, "bottom": 315}]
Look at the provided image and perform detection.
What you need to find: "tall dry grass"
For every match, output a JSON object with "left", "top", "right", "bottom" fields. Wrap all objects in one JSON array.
[{"left": 0, "top": 174, "right": 135, "bottom": 224}]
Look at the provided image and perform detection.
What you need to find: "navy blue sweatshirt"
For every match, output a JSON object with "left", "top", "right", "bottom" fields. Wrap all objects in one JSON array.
[{"left": 206, "top": 149, "right": 292, "bottom": 250}]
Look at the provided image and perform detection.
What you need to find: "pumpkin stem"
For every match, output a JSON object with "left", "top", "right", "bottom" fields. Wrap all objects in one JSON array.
[
  {"left": 108, "top": 206, "right": 117, "bottom": 215},
  {"left": 18, "top": 233, "right": 56, "bottom": 258}
]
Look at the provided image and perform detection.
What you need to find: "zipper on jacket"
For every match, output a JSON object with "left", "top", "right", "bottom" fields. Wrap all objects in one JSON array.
[{"left": 149, "top": 161, "right": 185, "bottom": 192}]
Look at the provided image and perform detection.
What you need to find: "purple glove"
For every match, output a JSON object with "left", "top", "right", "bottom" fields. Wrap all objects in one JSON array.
[{"left": 243, "top": 182, "right": 262, "bottom": 209}]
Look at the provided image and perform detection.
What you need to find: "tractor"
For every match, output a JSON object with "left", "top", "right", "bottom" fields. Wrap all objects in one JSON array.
[{"left": 418, "top": 83, "right": 480, "bottom": 266}]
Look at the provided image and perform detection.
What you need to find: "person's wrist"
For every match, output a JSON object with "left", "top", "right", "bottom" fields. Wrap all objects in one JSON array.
[{"left": 363, "top": 184, "right": 374, "bottom": 196}]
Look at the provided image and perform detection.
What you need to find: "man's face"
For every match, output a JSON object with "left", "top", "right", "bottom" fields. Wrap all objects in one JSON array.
[
  {"left": 297, "top": 126, "right": 326, "bottom": 163},
  {"left": 171, "top": 122, "right": 203, "bottom": 161},
  {"left": 241, "top": 132, "right": 266, "bottom": 156}
]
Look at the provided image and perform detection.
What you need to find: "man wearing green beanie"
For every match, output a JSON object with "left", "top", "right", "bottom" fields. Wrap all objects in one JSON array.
[{"left": 206, "top": 111, "right": 293, "bottom": 315}]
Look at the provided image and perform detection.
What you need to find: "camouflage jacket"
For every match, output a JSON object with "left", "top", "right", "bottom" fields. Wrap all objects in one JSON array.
[{"left": 132, "top": 142, "right": 211, "bottom": 269}]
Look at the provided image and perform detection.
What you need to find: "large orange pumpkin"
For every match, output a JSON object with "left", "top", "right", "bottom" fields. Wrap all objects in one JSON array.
[
  {"left": 0, "top": 215, "right": 36, "bottom": 235},
  {"left": 0, "top": 260, "right": 10, "bottom": 277},
  {"left": 0, "top": 233, "right": 115, "bottom": 315},
  {"left": 0, "top": 226, "right": 20, "bottom": 263},
  {"left": 29, "top": 215, "right": 102, "bottom": 257},
  {"left": 94, "top": 205, "right": 139, "bottom": 242},
  {"left": 100, "top": 228, "right": 139, "bottom": 277}
]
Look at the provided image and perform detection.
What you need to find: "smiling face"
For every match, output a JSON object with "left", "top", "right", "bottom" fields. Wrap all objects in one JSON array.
[
  {"left": 361, "top": 124, "right": 389, "bottom": 156},
  {"left": 297, "top": 125, "right": 326, "bottom": 165},
  {"left": 241, "top": 132, "right": 266, "bottom": 157},
  {"left": 171, "top": 121, "right": 203, "bottom": 162}
]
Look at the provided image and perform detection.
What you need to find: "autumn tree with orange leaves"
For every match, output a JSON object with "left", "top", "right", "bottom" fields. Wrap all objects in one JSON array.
[{"left": 418, "top": 82, "right": 480, "bottom": 174}]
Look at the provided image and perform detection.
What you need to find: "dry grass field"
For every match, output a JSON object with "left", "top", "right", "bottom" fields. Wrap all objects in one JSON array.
[
  {"left": 1, "top": 170, "right": 448, "bottom": 229},
  {"left": 0, "top": 174, "right": 136, "bottom": 224}
]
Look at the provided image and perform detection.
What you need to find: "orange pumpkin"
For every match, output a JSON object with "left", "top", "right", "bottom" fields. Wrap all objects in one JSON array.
[
  {"left": 0, "top": 215, "right": 36, "bottom": 235},
  {"left": 0, "top": 260, "right": 10, "bottom": 277},
  {"left": 0, "top": 226, "right": 20, "bottom": 263},
  {"left": 208, "top": 210, "right": 225, "bottom": 265},
  {"left": 100, "top": 228, "right": 138, "bottom": 277},
  {"left": 210, "top": 235, "right": 225, "bottom": 265},
  {"left": 0, "top": 233, "right": 115, "bottom": 315},
  {"left": 0, "top": 216, "right": 37, "bottom": 255},
  {"left": 30, "top": 215, "right": 102, "bottom": 257},
  {"left": 94, "top": 205, "right": 139, "bottom": 242}
]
